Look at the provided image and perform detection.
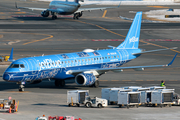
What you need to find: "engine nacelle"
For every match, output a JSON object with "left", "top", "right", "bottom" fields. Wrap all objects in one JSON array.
[
  {"left": 41, "top": 10, "right": 49, "bottom": 17},
  {"left": 75, "top": 73, "right": 96, "bottom": 86}
]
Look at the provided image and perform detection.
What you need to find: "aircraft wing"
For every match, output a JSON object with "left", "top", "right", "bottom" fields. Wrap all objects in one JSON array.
[
  {"left": 66, "top": 53, "right": 177, "bottom": 76},
  {"left": 76, "top": 2, "right": 121, "bottom": 13},
  {"left": 132, "top": 47, "right": 178, "bottom": 55}
]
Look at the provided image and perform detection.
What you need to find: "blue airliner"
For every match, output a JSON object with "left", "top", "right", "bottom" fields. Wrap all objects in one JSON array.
[{"left": 3, "top": 12, "right": 177, "bottom": 91}]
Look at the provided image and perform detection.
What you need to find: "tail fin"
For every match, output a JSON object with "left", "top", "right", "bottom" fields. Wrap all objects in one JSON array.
[
  {"left": 116, "top": 11, "right": 142, "bottom": 49},
  {"left": 8, "top": 48, "right": 14, "bottom": 62}
]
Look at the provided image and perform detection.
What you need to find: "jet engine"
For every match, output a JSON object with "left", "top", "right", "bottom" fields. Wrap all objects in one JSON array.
[
  {"left": 30, "top": 80, "right": 42, "bottom": 84},
  {"left": 75, "top": 73, "right": 96, "bottom": 86},
  {"left": 41, "top": 10, "right": 49, "bottom": 17}
]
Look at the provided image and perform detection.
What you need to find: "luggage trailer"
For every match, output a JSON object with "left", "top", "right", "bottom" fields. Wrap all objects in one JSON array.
[
  {"left": 118, "top": 92, "right": 141, "bottom": 109},
  {"left": 151, "top": 90, "right": 174, "bottom": 107}
]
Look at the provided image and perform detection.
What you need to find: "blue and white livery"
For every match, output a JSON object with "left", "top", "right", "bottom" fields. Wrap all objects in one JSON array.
[{"left": 3, "top": 12, "right": 177, "bottom": 91}]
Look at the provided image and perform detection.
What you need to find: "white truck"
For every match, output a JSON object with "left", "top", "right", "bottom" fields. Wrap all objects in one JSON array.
[{"left": 67, "top": 90, "right": 108, "bottom": 108}]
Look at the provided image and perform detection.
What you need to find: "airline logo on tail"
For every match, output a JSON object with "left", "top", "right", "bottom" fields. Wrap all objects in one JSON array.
[{"left": 129, "top": 36, "right": 138, "bottom": 43}]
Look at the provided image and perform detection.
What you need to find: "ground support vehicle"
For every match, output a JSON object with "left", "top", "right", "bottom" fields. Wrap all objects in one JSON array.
[
  {"left": 151, "top": 91, "right": 174, "bottom": 108},
  {"left": 118, "top": 92, "right": 141, "bottom": 109},
  {"left": 84, "top": 97, "right": 108, "bottom": 108},
  {"left": 67, "top": 90, "right": 89, "bottom": 107},
  {"left": 0, "top": 97, "right": 19, "bottom": 113},
  {"left": 109, "top": 89, "right": 131, "bottom": 105},
  {"left": 173, "top": 93, "right": 180, "bottom": 105}
]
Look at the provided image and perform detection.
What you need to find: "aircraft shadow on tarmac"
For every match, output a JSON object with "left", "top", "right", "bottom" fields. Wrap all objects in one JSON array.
[
  {"left": 12, "top": 17, "right": 73, "bottom": 21},
  {"left": 0, "top": 80, "right": 108, "bottom": 91}
]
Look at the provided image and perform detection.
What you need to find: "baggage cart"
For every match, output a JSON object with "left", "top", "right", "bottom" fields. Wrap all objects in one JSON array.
[
  {"left": 101, "top": 88, "right": 121, "bottom": 103},
  {"left": 146, "top": 86, "right": 166, "bottom": 90},
  {"left": 67, "top": 90, "right": 89, "bottom": 107},
  {"left": 109, "top": 89, "right": 131, "bottom": 104},
  {"left": 151, "top": 90, "right": 173, "bottom": 107},
  {"left": 118, "top": 92, "right": 141, "bottom": 109}
]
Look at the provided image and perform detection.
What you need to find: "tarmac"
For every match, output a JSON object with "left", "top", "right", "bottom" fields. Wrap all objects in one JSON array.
[{"left": 0, "top": 0, "right": 180, "bottom": 119}]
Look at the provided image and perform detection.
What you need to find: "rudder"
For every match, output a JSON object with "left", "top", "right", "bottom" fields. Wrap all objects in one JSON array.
[{"left": 116, "top": 11, "right": 142, "bottom": 49}]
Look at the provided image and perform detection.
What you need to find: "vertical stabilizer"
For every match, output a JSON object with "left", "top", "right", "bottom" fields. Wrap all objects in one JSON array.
[
  {"left": 116, "top": 12, "right": 142, "bottom": 49},
  {"left": 8, "top": 48, "right": 13, "bottom": 61}
]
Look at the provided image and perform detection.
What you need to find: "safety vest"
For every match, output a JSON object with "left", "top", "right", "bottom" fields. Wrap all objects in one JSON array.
[{"left": 161, "top": 82, "right": 165, "bottom": 87}]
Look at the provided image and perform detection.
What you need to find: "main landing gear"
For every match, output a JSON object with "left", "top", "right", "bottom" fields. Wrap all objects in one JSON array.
[
  {"left": 73, "top": 12, "right": 82, "bottom": 19},
  {"left": 90, "top": 80, "right": 99, "bottom": 88},
  {"left": 51, "top": 12, "right": 57, "bottom": 20},
  {"left": 55, "top": 79, "right": 65, "bottom": 87}
]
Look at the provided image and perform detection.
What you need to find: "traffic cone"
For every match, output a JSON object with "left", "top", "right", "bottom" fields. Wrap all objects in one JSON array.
[{"left": 9, "top": 107, "right": 11, "bottom": 113}]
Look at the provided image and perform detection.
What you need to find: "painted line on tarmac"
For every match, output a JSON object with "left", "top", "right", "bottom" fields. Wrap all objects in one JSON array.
[
  {"left": 23, "top": 33, "right": 53, "bottom": 45},
  {"left": 102, "top": 10, "right": 107, "bottom": 18},
  {"left": 99, "top": 80, "right": 178, "bottom": 82},
  {"left": 92, "top": 39, "right": 180, "bottom": 41},
  {"left": 147, "top": 6, "right": 169, "bottom": 8}
]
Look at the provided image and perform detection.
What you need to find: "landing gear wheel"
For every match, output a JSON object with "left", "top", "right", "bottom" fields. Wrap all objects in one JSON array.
[
  {"left": 19, "top": 84, "right": 24, "bottom": 92},
  {"left": 59, "top": 80, "right": 65, "bottom": 87},
  {"left": 52, "top": 15, "right": 57, "bottom": 20},
  {"left": 94, "top": 80, "right": 99, "bottom": 88},
  {"left": 136, "top": 105, "right": 139, "bottom": 108},
  {"left": 85, "top": 102, "right": 91, "bottom": 108},
  {"left": 55, "top": 80, "right": 60, "bottom": 87},
  {"left": 119, "top": 105, "right": 122, "bottom": 108},
  {"left": 127, "top": 105, "right": 129, "bottom": 109}
]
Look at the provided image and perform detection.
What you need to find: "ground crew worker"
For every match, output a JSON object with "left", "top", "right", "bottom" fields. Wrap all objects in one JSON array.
[{"left": 161, "top": 80, "right": 165, "bottom": 87}]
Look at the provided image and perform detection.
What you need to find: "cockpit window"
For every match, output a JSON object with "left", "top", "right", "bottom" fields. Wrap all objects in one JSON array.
[
  {"left": 20, "top": 64, "right": 25, "bottom": 68},
  {"left": 10, "top": 64, "right": 19, "bottom": 68}
]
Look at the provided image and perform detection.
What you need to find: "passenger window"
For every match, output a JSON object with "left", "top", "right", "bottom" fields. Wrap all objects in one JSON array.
[
  {"left": 117, "top": 55, "right": 119, "bottom": 58},
  {"left": 111, "top": 56, "right": 113, "bottom": 58},
  {"left": 114, "top": 56, "right": 116, "bottom": 58},
  {"left": 20, "top": 64, "right": 25, "bottom": 68}
]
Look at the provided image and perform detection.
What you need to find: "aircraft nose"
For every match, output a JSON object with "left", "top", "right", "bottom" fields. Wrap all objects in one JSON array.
[{"left": 3, "top": 72, "right": 10, "bottom": 81}]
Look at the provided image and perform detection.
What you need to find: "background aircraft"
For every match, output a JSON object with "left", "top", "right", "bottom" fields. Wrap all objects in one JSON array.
[
  {"left": 3, "top": 12, "right": 177, "bottom": 91},
  {"left": 15, "top": 0, "right": 120, "bottom": 20}
]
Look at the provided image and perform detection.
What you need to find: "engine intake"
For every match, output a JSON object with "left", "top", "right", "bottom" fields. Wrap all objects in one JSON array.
[{"left": 75, "top": 73, "right": 96, "bottom": 86}]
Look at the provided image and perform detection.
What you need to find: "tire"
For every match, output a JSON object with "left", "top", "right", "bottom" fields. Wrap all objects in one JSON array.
[
  {"left": 119, "top": 105, "right": 122, "bottom": 108},
  {"left": 85, "top": 102, "right": 91, "bottom": 108},
  {"left": 136, "top": 105, "right": 139, "bottom": 108},
  {"left": 55, "top": 80, "right": 59, "bottom": 87},
  {"left": 98, "top": 104, "right": 102, "bottom": 108},
  {"left": 94, "top": 80, "right": 99, "bottom": 88},
  {"left": 59, "top": 80, "right": 65, "bottom": 87},
  {"left": 169, "top": 104, "right": 172, "bottom": 107},
  {"left": 68, "top": 104, "right": 71, "bottom": 107},
  {"left": 19, "top": 88, "right": 24, "bottom": 92},
  {"left": 127, "top": 105, "right": 129, "bottom": 109},
  {"left": 77, "top": 104, "right": 80, "bottom": 107}
]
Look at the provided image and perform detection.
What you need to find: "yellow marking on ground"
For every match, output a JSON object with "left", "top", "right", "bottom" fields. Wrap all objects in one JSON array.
[
  {"left": 99, "top": 80, "right": 108, "bottom": 81},
  {"left": 147, "top": 6, "right": 169, "bottom": 9},
  {"left": 0, "top": 12, "right": 4, "bottom": 14},
  {"left": 169, "top": 80, "right": 178, "bottom": 81},
  {"left": 102, "top": 10, "right": 107, "bottom": 18},
  {"left": 146, "top": 80, "right": 154, "bottom": 81},
  {"left": 12, "top": 20, "right": 24, "bottom": 23},
  {"left": 136, "top": 80, "right": 143, "bottom": 81},
  {"left": 111, "top": 80, "right": 119, "bottom": 81},
  {"left": 0, "top": 34, "right": 3, "bottom": 39},
  {"left": 23, "top": 33, "right": 53, "bottom": 45},
  {"left": 10, "top": 12, "right": 26, "bottom": 14},
  {"left": 122, "top": 80, "right": 131, "bottom": 81}
]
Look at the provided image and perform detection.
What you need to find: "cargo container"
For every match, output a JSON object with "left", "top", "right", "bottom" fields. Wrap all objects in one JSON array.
[{"left": 118, "top": 92, "right": 141, "bottom": 109}]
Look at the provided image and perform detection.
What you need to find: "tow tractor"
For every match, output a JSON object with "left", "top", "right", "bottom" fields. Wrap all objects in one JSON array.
[
  {"left": 36, "top": 115, "right": 82, "bottom": 120},
  {"left": 0, "top": 97, "right": 19, "bottom": 113}
]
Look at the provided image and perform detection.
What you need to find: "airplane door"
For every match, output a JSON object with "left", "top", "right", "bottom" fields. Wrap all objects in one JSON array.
[{"left": 28, "top": 59, "right": 38, "bottom": 74}]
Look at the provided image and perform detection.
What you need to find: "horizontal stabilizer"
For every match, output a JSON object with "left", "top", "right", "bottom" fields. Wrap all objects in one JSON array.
[{"left": 132, "top": 47, "right": 178, "bottom": 55}]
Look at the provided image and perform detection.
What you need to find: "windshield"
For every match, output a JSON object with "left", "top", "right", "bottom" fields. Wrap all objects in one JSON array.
[{"left": 10, "top": 64, "right": 25, "bottom": 68}]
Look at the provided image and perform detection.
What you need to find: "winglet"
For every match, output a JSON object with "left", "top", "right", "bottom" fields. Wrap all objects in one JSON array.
[
  {"left": 167, "top": 53, "right": 178, "bottom": 66},
  {"left": 8, "top": 48, "right": 14, "bottom": 62},
  {"left": 118, "top": 2, "right": 121, "bottom": 8}
]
